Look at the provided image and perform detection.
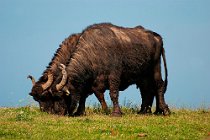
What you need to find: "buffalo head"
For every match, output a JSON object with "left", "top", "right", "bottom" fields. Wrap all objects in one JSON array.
[{"left": 28, "top": 72, "right": 68, "bottom": 115}]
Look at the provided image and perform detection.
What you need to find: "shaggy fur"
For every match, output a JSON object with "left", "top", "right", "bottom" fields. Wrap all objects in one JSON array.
[
  {"left": 29, "top": 33, "right": 81, "bottom": 115},
  {"left": 52, "top": 23, "right": 170, "bottom": 116}
]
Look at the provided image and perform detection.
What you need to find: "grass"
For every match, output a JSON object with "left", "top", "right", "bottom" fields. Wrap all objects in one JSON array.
[{"left": 0, "top": 106, "right": 209, "bottom": 140}]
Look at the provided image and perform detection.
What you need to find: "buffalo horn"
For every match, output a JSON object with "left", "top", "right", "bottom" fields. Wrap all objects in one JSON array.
[
  {"left": 56, "top": 64, "right": 68, "bottom": 91},
  {"left": 41, "top": 73, "right": 53, "bottom": 90},
  {"left": 63, "top": 86, "right": 70, "bottom": 96},
  {"left": 27, "top": 75, "right": 36, "bottom": 86}
]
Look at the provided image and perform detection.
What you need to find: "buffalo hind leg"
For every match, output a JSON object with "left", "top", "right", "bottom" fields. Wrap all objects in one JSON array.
[
  {"left": 154, "top": 63, "right": 170, "bottom": 115},
  {"left": 153, "top": 92, "right": 163, "bottom": 115},
  {"left": 140, "top": 78, "right": 165, "bottom": 115},
  {"left": 155, "top": 80, "right": 170, "bottom": 115},
  {"left": 138, "top": 89, "right": 154, "bottom": 114},
  {"left": 137, "top": 78, "right": 154, "bottom": 114}
]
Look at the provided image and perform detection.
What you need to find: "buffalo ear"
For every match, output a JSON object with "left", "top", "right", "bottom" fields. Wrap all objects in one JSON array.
[{"left": 41, "top": 91, "right": 50, "bottom": 98}]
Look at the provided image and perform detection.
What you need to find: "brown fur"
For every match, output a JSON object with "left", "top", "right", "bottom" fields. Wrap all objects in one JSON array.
[
  {"left": 52, "top": 23, "right": 169, "bottom": 116},
  {"left": 29, "top": 33, "right": 81, "bottom": 115}
]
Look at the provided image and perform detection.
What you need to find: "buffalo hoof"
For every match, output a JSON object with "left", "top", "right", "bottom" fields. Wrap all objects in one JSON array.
[
  {"left": 153, "top": 109, "right": 163, "bottom": 115},
  {"left": 154, "top": 107, "right": 170, "bottom": 116},
  {"left": 138, "top": 106, "right": 152, "bottom": 115},
  {"left": 68, "top": 113, "right": 74, "bottom": 117},
  {"left": 111, "top": 112, "right": 122, "bottom": 117},
  {"left": 163, "top": 108, "right": 171, "bottom": 116},
  {"left": 73, "top": 111, "right": 85, "bottom": 117},
  {"left": 103, "top": 109, "right": 110, "bottom": 115}
]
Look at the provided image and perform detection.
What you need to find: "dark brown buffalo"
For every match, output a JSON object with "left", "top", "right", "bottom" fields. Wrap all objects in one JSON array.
[
  {"left": 28, "top": 33, "right": 81, "bottom": 115},
  {"left": 28, "top": 33, "right": 111, "bottom": 115},
  {"left": 52, "top": 23, "right": 170, "bottom": 116}
]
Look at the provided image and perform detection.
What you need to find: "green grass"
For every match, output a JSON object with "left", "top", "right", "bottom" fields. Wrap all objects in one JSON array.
[{"left": 0, "top": 106, "right": 209, "bottom": 140}]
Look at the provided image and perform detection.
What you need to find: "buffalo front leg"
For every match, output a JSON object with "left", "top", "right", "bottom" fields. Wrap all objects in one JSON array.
[
  {"left": 94, "top": 92, "right": 109, "bottom": 114},
  {"left": 109, "top": 90, "right": 122, "bottom": 117},
  {"left": 109, "top": 74, "right": 122, "bottom": 117},
  {"left": 74, "top": 94, "right": 88, "bottom": 116},
  {"left": 68, "top": 95, "right": 79, "bottom": 116}
]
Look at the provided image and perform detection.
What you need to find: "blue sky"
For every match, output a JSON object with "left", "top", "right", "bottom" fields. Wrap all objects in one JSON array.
[{"left": 0, "top": 0, "right": 210, "bottom": 108}]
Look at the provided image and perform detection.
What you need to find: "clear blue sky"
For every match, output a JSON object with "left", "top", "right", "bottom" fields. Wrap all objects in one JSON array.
[{"left": 0, "top": 0, "right": 210, "bottom": 108}]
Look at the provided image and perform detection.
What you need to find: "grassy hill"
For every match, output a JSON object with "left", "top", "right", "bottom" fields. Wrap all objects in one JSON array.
[{"left": 0, "top": 106, "right": 209, "bottom": 140}]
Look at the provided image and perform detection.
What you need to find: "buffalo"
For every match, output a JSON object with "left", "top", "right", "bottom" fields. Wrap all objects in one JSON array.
[
  {"left": 28, "top": 33, "right": 111, "bottom": 115},
  {"left": 28, "top": 33, "right": 81, "bottom": 115},
  {"left": 51, "top": 23, "right": 170, "bottom": 116}
]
